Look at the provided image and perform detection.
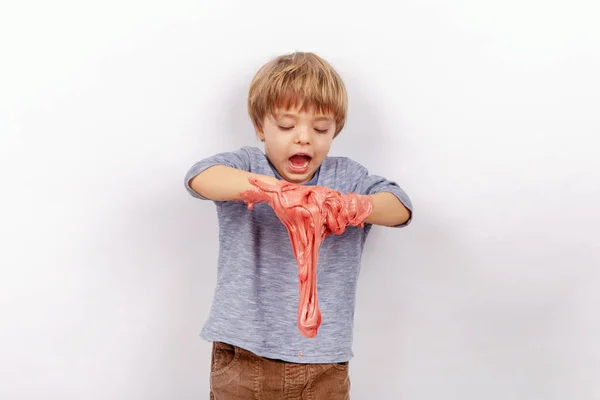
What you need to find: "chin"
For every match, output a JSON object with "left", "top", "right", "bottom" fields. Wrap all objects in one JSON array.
[
  {"left": 293, "top": 174, "right": 315, "bottom": 184},
  {"left": 279, "top": 172, "right": 310, "bottom": 184}
]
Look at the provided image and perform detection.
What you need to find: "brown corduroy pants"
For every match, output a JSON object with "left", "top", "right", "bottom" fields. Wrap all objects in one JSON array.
[{"left": 209, "top": 341, "right": 351, "bottom": 399}]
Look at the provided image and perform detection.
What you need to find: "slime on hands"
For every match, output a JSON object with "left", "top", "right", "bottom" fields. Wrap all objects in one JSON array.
[{"left": 241, "top": 177, "right": 374, "bottom": 338}]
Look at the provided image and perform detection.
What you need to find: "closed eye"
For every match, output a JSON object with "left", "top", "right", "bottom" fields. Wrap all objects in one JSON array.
[
  {"left": 278, "top": 125, "right": 294, "bottom": 131},
  {"left": 315, "top": 128, "right": 328, "bottom": 133}
]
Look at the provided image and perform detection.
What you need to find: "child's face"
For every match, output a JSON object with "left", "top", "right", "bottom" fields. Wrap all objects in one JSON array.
[{"left": 258, "top": 106, "right": 336, "bottom": 184}]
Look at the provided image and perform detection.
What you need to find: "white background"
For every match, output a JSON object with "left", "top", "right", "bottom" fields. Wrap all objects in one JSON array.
[{"left": 1, "top": 1, "right": 599, "bottom": 399}]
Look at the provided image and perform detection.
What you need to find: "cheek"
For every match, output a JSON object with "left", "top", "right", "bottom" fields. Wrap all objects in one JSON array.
[
  {"left": 315, "top": 136, "right": 334, "bottom": 153},
  {"left": 264, "top": 136, "right": 287, "bottom": 158}
]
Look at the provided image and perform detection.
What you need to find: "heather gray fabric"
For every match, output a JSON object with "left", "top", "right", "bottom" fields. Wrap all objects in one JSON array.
[{"left": 184, "top": 146, "right": 412, "bottom": 363}]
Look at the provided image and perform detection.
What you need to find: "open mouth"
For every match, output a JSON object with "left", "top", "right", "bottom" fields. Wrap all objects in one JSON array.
[{"left": 288, "top": 153, "right": 312, "bottom": 172}]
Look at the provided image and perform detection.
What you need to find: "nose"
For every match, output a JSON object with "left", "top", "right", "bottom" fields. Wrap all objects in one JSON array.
[{"left": 293, "top": 125, "right": 311, "bottom": 145}]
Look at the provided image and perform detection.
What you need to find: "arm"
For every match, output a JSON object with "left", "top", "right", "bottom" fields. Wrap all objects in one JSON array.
[
  {"left": 188, "top": 165, "right": 279, "bottom": 202},
  {"left": 364, "top": 192, "right": 411, "bottom": 227},
  {"left": 184, "top": 147, "right": 279, "bottom": 202}
]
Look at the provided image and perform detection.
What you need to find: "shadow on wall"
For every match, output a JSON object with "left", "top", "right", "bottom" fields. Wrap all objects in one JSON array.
[
  {"left": 332, "top": 70, "right": 413, "bottom": 173},
  {"left": 355, "top": 206, "right": 586, "bottom": 399},
  {"left": 337, "top": 86, "right": 382, "bottom": 161},
  {"left": 353, "top": 212, "right": 478, "bottom": 398}
]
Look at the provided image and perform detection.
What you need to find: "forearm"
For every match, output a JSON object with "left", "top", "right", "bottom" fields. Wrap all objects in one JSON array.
[
  {"left": 364, "top": 192, "right": 411, "bottom": 227},
  {"left": 188, "top": 165, "right": 278, "bottom": 201}
]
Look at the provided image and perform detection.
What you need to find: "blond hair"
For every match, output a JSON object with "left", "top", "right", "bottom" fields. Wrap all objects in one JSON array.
[{"left": 248, "top": 52, "right": 348, "bottom": 137}]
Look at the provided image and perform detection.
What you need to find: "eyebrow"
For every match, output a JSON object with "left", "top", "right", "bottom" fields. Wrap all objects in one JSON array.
[
  {"left": 276, "top": 113, "right": 334, "bottom": 122},
  {"left": 276, "top": 113, "right": 297, "bottom": 119}
]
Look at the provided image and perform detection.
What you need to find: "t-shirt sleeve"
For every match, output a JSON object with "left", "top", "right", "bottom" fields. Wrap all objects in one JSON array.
[
  {"left": 184, "top": 147, "right": 252, "bottom": 200},
  {"left": 346, "top": 159, "right": 413, "bottom": 227}
]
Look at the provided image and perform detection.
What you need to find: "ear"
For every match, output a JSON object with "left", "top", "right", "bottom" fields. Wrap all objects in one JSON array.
[{"left": 255, "top": 126, "right": 265, "bottom": 142}]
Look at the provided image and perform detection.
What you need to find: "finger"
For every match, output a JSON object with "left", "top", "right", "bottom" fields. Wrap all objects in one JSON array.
[{"left": 248, "top": 177, "right": 280, "bottom": 193}]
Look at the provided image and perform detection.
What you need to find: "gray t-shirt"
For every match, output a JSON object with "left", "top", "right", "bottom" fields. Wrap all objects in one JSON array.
[{"left": 184, "top": 146, "right": 412, "bottom": 363}]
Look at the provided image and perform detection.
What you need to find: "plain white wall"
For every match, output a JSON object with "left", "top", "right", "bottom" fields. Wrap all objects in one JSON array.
[{"left": 1, "top": 0, "right": 599, "bottom": 399}]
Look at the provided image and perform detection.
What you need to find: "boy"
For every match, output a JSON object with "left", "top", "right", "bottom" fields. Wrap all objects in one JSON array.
[{"left": 184, "top": 52, "right": 412, "bottom": 399}]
